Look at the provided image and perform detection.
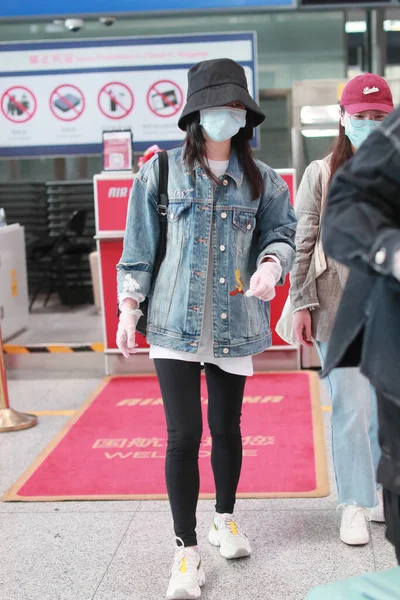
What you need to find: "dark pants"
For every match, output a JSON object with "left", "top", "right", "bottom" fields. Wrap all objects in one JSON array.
[
  {"left": 154, "top": 359, "right": 246, "bottom": 547},
  {"left": 376, "top": 390, "right": 400, "bottom": 564}
]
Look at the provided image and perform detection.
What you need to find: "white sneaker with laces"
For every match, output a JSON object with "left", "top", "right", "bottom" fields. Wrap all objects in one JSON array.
[
  {"left": 340, "top": 505, "right": 370, "bottom": 546},
  {"left": 166, "top": 539, "right": 205, "bottom": 600},
  {"left": 208, "top": 513, "right": 251, "bottom": 559},
  {"left": 368, "top": 490, "right": 385, "bottom": 523}
]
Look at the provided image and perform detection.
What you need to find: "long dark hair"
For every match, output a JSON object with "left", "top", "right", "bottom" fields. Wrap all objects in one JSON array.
[
  {"left": 183, "top": 111, "right": 264, "bottom": 200},
  {"left": 329, "top": 106, "right": 354, "bottom": 186}
]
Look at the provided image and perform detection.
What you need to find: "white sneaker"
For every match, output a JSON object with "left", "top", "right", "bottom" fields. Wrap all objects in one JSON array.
[
  {"left": 208, "top": 513, "right": 251, "bottom": 559},
  {"left": 368, "top": 490, "right": 385, "bottom": 523},
  {"left": 166, "top": 540, "right": 205, "bottom": 600},
  {"left": 340, "top": 505, "right": 370, "bottom": 546}
]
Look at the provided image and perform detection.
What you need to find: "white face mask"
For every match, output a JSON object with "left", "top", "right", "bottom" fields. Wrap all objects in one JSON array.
[
  {"left": 344, "top": 115, "right": 377, "bottom": 149},
  {"left": 200, "top": 107, "right": 247, "bottom": 142}
]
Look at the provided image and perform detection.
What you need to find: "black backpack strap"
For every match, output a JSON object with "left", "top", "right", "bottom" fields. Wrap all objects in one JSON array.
[
  {"left": 152, "top": 152, "right": 169, "bottom": 281},
  {"left": 157, "top": 151, "right": 169, "bottom": 216}
]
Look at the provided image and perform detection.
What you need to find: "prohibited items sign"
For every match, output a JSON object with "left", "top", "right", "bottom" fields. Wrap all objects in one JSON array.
[
  {"left": 98, "top": 82, "right": 134, "bottom": 120},
  {"left": 1, "top": 86, "right": 37, "bottom": 123},
  {"left": 147, "top": 80, "right": 183, "bottom": 118},
  {"left": 50, "top": 84, "right": 85, "bottom": 121}
]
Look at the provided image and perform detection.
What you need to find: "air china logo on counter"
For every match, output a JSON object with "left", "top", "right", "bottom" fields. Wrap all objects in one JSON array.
[
  {"left": 108, "top": 187, "right": 129, "bottom": 199},
  {"left": 95, "top": 176, "right": 133, "bottom": 232}
]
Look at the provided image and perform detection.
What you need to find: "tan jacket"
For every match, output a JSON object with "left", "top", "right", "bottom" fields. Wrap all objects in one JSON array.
[{"left": 289, "top": 156, "right": 348, "bottom": 343}]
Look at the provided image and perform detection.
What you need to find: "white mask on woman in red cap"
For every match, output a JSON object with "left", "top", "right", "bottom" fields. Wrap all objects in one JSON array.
[{"left": 340, "top": 73, "right": 394, "bottom": 149}]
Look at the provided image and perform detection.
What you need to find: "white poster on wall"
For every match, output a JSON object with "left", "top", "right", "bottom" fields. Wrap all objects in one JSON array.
[{"left": 0, "top": 33, "right": 257, "bottom": 157}]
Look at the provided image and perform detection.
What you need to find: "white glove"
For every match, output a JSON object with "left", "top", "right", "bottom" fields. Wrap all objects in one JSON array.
[
  {"left": 393, "top": 249, "right": 400, "bottom": 282},
  {"left": 118, "top": 292, "right": 145, "bottom": 312},
  {"left": 116, "top": 309, "right": 143, "bottom": 358},
  {"left": 246, "top": 261, "right": 282, "bottom": 301}
]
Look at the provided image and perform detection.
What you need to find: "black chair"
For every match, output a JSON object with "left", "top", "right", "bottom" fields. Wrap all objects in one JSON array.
[{"left": 29, "top": 209, "right": 92, "bottom": 311}]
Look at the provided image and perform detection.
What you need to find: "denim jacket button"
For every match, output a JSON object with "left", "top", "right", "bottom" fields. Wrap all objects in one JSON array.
[
  {"left": 220, "top": 245, "right": 226, "bottom": 252},
  {"left": 221, "top": 212, "right": 227, "bottom": 219},
  {"left": 223, "top": 348, "right": 229, "bottom": 354},
  {"left": 222, "top": 179, "right": 229, "bottom": 186},
  {"left": 221, "top": 313, "right": 227, "bottom": 320},
  {"left": 219, "top": 277, "right": 226, "bottom": 284},
  {"left": 246, "top": 223, "right": 252, "bottom": 230}
]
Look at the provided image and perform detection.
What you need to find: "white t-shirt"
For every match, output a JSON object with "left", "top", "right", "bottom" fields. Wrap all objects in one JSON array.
[{"left": 150, "top": 159, "right": 254, "bottom": 376}]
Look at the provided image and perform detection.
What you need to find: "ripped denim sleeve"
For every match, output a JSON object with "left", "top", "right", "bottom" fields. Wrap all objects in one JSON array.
[
  {"left": 116, "top": 165, "right": 160, "bottom": 302},
  {"left": 116, "top": 262, "right": 153, "bottom": 300}
]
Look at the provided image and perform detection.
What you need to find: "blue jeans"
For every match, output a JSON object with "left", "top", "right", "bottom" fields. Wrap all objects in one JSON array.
[{"left": 316, "top": 342, "right": 380, "bottom": 508}]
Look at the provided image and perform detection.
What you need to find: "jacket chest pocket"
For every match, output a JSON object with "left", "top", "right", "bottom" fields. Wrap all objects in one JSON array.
[
  {"left": 232, "top": 209, "right": 256, "bottom": 256},
  {"left": 167, "top": 202, "right": 192, "bottom": 243}
]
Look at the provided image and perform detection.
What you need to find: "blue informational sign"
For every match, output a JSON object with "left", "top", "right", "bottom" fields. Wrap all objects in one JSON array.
[
  {"left": 0, "top": 1, "right": 294, "bottom": 19},
  {"left": 0, "top": 33, "right": 259, "bottom": 158}
]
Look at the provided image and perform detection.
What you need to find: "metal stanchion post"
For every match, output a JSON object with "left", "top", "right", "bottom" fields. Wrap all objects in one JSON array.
[{"left": 0, "top": 324, "right": 37, "bottom": 432}]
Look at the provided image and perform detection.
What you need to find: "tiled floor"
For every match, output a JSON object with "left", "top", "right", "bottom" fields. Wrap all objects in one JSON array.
[
  {"left": 0, "top": 374, "right": 397, "bottom": 600},
  {"left": 7, "top": 298, "right": 102, "bottom": 345}
]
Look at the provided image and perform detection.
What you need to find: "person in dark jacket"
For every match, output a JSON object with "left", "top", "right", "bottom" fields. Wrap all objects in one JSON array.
[{"left": 321, "top": 105, "right": 400, "bottom": 563}]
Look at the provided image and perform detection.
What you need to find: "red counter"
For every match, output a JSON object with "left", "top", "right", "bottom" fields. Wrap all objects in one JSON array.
[
  {"left": 94, "top": 169, "right": 296, "bottom": 357},
  {"left": 272, "top": 169, "right": 296, "bottom": 346},
  {"left": 93, "top": 173, "right": 149, "bottom": 352}
]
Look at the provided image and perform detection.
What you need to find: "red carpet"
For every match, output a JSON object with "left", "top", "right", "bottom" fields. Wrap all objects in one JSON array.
[{"left": 3, "top": 372, "right": 329, "bottom": 501}]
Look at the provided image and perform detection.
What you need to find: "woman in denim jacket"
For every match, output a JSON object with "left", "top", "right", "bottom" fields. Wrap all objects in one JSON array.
[
  {"left": 116, "top": 58, "right": 296, "bottom": 600},
  {"left": 290, "top": 74, "right": 394, "bottom": 547}
]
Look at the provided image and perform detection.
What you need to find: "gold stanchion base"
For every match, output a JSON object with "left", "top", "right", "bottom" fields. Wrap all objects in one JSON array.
[{"left": 0, "top": 408, "right": 38, "bottom": 433}]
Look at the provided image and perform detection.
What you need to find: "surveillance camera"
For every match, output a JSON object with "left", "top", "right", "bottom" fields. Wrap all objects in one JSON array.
[
  {"left": 99, "top": 17, "right": 116, "bottom": 27},
  {"left": 64, "top": 18, "right": 84, "bottom": 32}
]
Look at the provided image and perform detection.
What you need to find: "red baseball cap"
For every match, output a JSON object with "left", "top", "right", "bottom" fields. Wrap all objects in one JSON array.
[{"left": 340, "top": 73, "right": 394, "bottom": 115}]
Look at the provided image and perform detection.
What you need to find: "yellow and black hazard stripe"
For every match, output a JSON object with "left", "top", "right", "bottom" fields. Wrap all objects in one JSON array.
[{"left": 3, "top": 343, "right": 104, "bottom": 354}]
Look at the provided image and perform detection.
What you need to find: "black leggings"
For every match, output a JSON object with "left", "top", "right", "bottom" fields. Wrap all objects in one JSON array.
[{"left": 154, "top": 359, "right": 246, "bottom": 547}]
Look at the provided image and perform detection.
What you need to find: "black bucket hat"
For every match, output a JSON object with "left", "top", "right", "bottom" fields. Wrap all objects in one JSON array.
[{"left": 178, "top": 58, "right": 265, "bottom": 131}]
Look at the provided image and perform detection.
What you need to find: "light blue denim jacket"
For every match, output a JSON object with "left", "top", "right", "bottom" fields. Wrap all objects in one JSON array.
[{"left": 117, "top": 147, "right": 296, "bottom": 357}]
